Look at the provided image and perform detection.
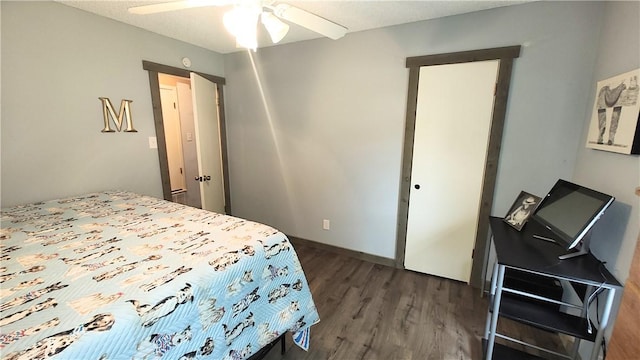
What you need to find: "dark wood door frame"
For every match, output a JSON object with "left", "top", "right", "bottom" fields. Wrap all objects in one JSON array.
[
  {"left": 142, "top": 60, "right": 232, "bottom": 214},
  {"left": 395, "top": 46, "right": 521, "bottom": 289}
]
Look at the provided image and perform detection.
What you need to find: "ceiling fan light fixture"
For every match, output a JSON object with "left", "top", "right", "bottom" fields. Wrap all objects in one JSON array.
[
  {"left": 129, "top": 0, "right": 348, "bottom": 51},
  {"left": 223, "top": 5, "right": 261, "bottom": 50},
  {"left": 261, "top": 11, "right": 289, "bottom": 44}
]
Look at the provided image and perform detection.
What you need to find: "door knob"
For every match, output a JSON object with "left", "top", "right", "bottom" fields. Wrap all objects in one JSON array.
[
  {"left": 195, "top": 176, "right": 212, "bottom": 182},
  {"left": 414, "top": 184, "right": 421, "bottom": 190}
]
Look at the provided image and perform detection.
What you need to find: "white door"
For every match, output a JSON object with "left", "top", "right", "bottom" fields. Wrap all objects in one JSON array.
[
  {"left": 159, "top": 86, "right": 187, "bottom": 192},
  {"left": 404, "top": 60, "right": 499, "bottom": 283},
  {"left": 190, "top": 73, "right": 225, "bottom": 213}
]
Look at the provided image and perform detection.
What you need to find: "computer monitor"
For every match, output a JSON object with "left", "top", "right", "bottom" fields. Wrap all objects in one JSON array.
[{"left": 532, "top": 179, "right": 615, "bottom": 259}]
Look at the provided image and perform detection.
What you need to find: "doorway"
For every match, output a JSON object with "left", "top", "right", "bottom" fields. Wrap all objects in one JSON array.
[
  {"left": 159, "top": 77, "right": 200, "bottom": 208},
  {"left": 404, "top": 60, "right": 499, "bottom": 283},
  {"left": 143, "top": 60, "right": 231, "bottom": 214},
  {"left": 395, "top": 46, "right": 521, "bottom": 288}
]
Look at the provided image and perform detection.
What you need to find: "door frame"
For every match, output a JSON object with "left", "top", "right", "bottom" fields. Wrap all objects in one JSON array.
[
  {"left": 142, "top": 60, "right": 232, "bottom": 214},
  {"left": 395, "top": 46, "right": 520, "bottom": 288}
]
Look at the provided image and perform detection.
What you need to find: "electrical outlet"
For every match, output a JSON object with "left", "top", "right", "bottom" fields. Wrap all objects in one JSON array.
[{"left": 322, "top": 219, "right": 330, "bottom": 230}]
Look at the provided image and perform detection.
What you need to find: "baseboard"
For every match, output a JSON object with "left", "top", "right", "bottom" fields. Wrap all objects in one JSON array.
[{"left": 287, "top": 235, "right": 396, "bottom": 268}]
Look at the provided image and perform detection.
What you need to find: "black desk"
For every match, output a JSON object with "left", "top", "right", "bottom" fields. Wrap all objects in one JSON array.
[{"left": 483, "top": 216, "right": 621, "bottom": 360}]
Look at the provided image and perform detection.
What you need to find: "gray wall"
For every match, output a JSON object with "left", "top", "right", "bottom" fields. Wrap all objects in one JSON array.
[
  {"left": 574, "top": 2, "right": 639, "bottom": 285},
  {"left": 223, "top": 1, "right": 607, "bottom": 259},
  {"left": 1, "top": 1, "right": 225, "bottom": 207},
  {"left": 571, "top": 3, "right": 639, "bottom": 354},
  {"left": 573, "top": 6, "right": 638, "bottom": 354}
]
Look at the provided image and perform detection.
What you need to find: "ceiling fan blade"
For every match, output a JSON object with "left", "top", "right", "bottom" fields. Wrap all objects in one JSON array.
[
  {"left": 272, "top": 4, "right": 347, "bottom": 40},
  {"left": 128, "top": 0, "right": 231, "bottom": 15}
]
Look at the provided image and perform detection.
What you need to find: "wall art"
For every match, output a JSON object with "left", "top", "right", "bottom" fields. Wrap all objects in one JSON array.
[{"left": 586, "top": 68, "right": 640, "bottom": 154}]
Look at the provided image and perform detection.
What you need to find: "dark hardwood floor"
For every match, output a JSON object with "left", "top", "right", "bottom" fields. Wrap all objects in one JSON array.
[{"left": 264, "top": 242, "right": 566, "bottom": 360}]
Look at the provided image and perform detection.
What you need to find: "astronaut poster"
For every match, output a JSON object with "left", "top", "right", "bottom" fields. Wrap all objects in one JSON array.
[{"left": 586, "top": 68, "right": 640, "bottom": 154}]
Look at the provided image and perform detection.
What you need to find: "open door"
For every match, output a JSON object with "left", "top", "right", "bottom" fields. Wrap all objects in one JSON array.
[
  {"left": 191, "top": 72, "right": 225, "bottom": 213},
  {"left": 144, "top": 61, "right": 230, "bottom": 214}
]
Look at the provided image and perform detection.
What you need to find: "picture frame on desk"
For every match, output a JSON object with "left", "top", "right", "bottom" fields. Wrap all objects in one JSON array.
[{"left": 503, "top": 191, "right": 541, "bottom": 231}]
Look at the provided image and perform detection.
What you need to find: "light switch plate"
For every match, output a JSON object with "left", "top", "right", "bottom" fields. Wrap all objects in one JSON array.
[{"left": 148, "top": 136, "right": 158, "bottom": 149}]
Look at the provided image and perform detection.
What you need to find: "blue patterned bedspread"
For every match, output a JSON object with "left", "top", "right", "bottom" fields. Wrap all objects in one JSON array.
[{"left": 0, "top": 191, "right": 319, "bottom": 360}]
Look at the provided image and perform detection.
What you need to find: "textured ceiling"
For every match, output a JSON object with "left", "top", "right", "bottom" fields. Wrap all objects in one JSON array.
[{"left": 56, "top": 1, "right": 531, "bottom": 54}]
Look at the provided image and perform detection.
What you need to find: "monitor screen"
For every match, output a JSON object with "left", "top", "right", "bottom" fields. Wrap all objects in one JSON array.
[{"left": 532, "top": 179, "right": 614, "bottom": 250}]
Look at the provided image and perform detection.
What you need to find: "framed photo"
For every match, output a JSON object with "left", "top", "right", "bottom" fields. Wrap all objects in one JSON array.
[
  {"left": 585, "top": 68, "right": 640, "bottom": 154},
  {"left": 503, "top": 191, "right": 542, "bottom": 231}
]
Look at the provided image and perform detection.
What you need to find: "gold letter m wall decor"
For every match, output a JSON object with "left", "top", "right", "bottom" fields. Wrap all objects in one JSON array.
[{"left": 99, "top": 97, "right": 137, "bottom": 132}]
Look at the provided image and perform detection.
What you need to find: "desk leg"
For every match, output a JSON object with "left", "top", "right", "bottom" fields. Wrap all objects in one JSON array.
[
  {"left": 589, "top": 288, "right": 616, "bottom": 360},
  {"left": 484, "top": 262, "right": 499, "bottom": 338},
  {"left": 485, "top": 264, "right": 505, "bottom": 360},
  {"left": 480, "top": 234, "right": 494, "bottom": 298}
]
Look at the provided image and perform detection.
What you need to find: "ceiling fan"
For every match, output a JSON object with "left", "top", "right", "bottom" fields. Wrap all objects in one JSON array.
[{"left": 128, "top": 0, "right": 348, "bottom": 49}]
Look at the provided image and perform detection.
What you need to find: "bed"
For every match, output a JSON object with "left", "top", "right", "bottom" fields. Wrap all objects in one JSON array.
[{"left": 0, "top": 191, "right": 320, "bottom": 360}]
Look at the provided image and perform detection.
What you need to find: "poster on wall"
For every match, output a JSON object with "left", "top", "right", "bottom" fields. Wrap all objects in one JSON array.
[{"left": 586, "top": 68, "right": 640, "bottom": 154}]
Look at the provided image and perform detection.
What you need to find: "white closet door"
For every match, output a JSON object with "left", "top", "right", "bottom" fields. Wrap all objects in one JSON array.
[
  {"left": 160, "top": 86, "right": 187, "bottom": 192},
  {"left": 404, "top": 60, "right": 499, "bottom": 283}
]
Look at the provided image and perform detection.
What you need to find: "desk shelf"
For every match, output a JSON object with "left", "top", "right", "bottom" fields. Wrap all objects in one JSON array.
[
  {"left": 497, "top": 295, "right": 596, "bottom": 342},
  {"left": 482, "top": 339, "right": 546, "bottom": 360}
]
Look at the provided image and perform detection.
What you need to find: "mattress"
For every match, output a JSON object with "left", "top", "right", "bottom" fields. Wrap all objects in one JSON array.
[{"left": 0, "top": 191, "right": 319, "bottom": 360}]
